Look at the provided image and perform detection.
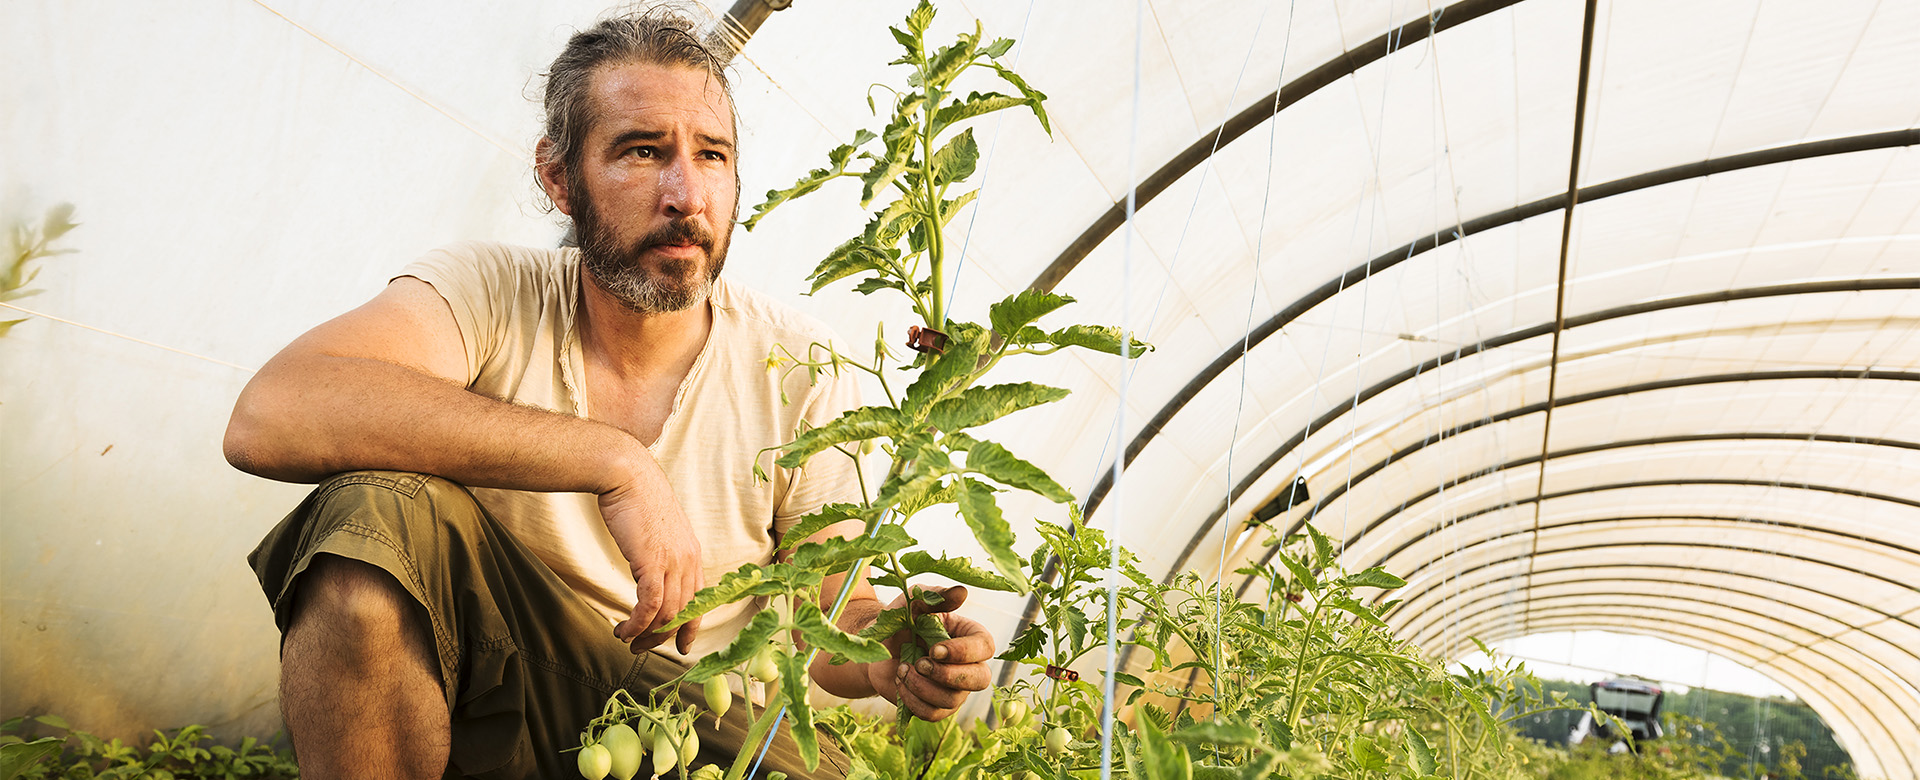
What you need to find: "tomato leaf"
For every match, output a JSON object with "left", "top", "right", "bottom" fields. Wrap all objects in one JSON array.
[
  {"left": 1406, "top": 729, "right": 1438, "bottom": 776},
  {"left": 960, "top": 439, "right": 1072, "bottom": 503},
  {"left": 950, "top": 478, "right": 1028, "bottom": 589},
  {"left": 902, "top": 322, "right": 988, "bottom": 414},
  {"left": 777, "top": 503, "right": 866, "bottom": 552},
  {"left": 929, "top": 128, "right": 979, "bottom": 186},
  {"left": 793, "top": 603, "right": 890, "bottom": 664},
  {"left": 790, "top": 524, "right": 913, "bottom": 573},
  {"left": 901, "top": 548, "right": 1023, "bottom": 593},
  {"left": 664, "top": 563, "right": 821, "bottom": 631},
  {"left": 775, "top": 406, "right": 909, "bottom": 468},
  {"left": 1338, "top": 567, "right": 1407, "bottom": 591},
  {"left": 926, "top": 382, "right": 1069, "bottom": 434},
  {"left": 1046, "top": 324, "right": 1151, "bottom": 357},
  {"left": 744, "top": 134, "right": 872, "bottom": 230},
  {"left": 988, "top": 288, "right": 1074, "bottom": 338},
  {"left": 775, "top": 647, "right": 821, "bottom": 771}
]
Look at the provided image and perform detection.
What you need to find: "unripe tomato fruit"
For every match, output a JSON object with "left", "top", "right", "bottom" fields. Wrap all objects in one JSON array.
[
  {"left": 599, "top": 724, "right": 642, "bottom": 780},
  {"left": 1045, "top": 726, "right": 1071, "bottom": 757},
  {"left": 577, "top": 743, "right": 612, "bottom": 780},
  {"left": 1000, "top": 699, "right": 1029, "bottom": 723},
  {"left": 749, "top": 645, "right": 781, "bottom": 682},
  {"left": 651, "top": 731, "right": 678, "bottom": 777},
  {"left": 681, "top": 728, "right": 700, "bottom": 768},
  {"left": 704, "top": 676, "right": 732, "bottom": 719},
  {"left": 690, "top": 766, "right": 725, "bottom": 780}
]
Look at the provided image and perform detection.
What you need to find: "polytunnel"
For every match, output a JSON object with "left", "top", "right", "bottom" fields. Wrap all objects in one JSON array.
[{"left": 3, "top": 0, "right": 1917, "bottom": 778}]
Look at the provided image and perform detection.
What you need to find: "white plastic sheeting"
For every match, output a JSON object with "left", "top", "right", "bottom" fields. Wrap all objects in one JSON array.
[{"left": 4, "top": 0, "right": 1917, "bottom": 775}]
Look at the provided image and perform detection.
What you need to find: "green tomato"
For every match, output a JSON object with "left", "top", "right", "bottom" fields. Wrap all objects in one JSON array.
[
  {"left": 748, "top": 644, "right": 781, "bottom": 683},
  {"left": 577, "top": 743, "right": 612, "bottom": 780},
  {"left": 651, "top": 731, "right": 678, "bottom": 778},
  {"left": 680, "top": 728, "right": 700, "bottom": 768},
  {"left": 599, "top": 724, "right": 643, "bottom": 780},
  {"left": 690, "top": 765, "right": 725, "bottom": 780},
  {"left": 1000, "top": 698, "right": 1029, "bottom": 724},
  {"left": 1044, "top": 726, "right": 1071, "bottom": 758},
  {"left": 703, "top": 676, "right": 732, "bottom": 719}
]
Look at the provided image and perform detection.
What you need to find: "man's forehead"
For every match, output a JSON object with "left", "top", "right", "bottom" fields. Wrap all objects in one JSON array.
[{"left": 586, "top": 61, "right": 737, "bottom": 141}]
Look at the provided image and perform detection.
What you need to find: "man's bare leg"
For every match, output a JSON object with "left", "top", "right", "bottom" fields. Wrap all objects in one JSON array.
[{"left": 281, "top": 555, "right": 451, "bottom": 780}]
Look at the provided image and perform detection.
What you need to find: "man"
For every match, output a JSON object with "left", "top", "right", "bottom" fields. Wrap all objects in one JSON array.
[{"left": 225, "top": 9, "right": 992, "bottom": 779}]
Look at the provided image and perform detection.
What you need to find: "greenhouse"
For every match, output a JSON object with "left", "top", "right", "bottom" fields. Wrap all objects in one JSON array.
[{"left": 3, "top": 0, "right": 1917, "bottom": 778}]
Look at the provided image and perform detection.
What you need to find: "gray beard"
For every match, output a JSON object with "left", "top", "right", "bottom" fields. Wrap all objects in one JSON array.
[
  {"left": 574, "top": 200, "right": 725, "bottom": 315},
  {"left": 581, "top": 247, "right": 712, "bottom": 314}
]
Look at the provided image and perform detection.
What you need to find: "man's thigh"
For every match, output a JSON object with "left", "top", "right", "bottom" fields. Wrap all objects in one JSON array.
[{"left": 248, "top": 471, "right": 846, "bottom": 779}]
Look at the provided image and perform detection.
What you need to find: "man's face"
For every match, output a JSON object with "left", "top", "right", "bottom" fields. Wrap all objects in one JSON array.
[{"left": 563, "top": 62, "right": 739, "bottom": 314}]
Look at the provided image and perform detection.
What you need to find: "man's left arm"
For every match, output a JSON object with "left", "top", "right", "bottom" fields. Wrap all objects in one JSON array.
[{"left": 798, "top": 520, "right": 995, "bottom": 722}]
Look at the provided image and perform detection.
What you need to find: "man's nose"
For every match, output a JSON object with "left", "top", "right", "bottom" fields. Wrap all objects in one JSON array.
[{"left": 658, "top": 155, "right": 706, "bottom": 216}]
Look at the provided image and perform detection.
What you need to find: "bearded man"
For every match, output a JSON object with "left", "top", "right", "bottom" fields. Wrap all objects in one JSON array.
[{"left": 224, "top": 8, "right": 993, "bottom": 780}]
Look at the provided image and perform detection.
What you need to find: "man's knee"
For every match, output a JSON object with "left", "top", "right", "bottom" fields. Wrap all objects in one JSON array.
[{"left": 288, "top": 555, "right": 433, "bottom": 668}]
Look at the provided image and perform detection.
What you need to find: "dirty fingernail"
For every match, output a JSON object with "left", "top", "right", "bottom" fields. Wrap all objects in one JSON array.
[
  {"left": 916, "top": 659, "right": 933, "bottom": 675},
  {"left": 932, "top": 645, "right": 949, "bottom": 660}
]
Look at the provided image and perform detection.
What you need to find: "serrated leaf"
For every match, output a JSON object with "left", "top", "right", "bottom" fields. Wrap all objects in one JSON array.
[
  {"left": 852, "top": 277, "right": 903, "bottom": 296},
  {"left": 662, "top": 563, "right": 819, "bottom": 631},
  {"left": 962, "top": 439, "right": 1072, "bottom": 503},
  {"left": 0, "top": 319, "right": 24, "bottom": 338},
  {"left": 873, "top": 472, "right": 944, "bottom": 517},
  {"left": 905, "top": 0, "right": 935, "bottom": 36},
  {"left": 1305, "top": 523, "right": 1334, "bottom": 569},
  {"left": 987, "top": 62, "right": 1051, "bottom": 136},
  {"left": 778, "top": 503, "right": 865, "bottom": 551},
  {"left": 889, "top": 26, "right": 921, "bottom": 66},
  {"left": 1276, "top": 552, "right": 1316, "bottom": 592},
  {"left": 1338, "top": 567, "right": 1407, "bottom": 590},
  {"left": 790, "top": 524, "right": 913, "bottom": 573},
  {"left": 794, "top": 603, "right": 890, "bottom": 664},
  {"left": 775, "top": 406, "right": 909, "bottom": 468},
  {"left": 938, "top": 190, "right": 978, "bottom": 226},
  {"left": 863, "top": 194, "right": 922, "bottom": 247},
  {"left": 929, "top": 128, "right": 979, "bottom": 185},
  {"left": 745, "top": 144, "right": 863, "bottom": 230},
  {"left": 681, "top": 609, "right": 783, "bottom": 682},
  {"left": 949, "top": 478, "right": 1027, "bottom": 588},
  {"left": 807, "top": 236, "right": 889, "bottom": 294},
  {"left": 1406, "top": 729, "right": 1437, "bottom": 775},
  {"left": 901, "top": 548, "right": 1023, "bottom": 593},
  {"left": 931, "top": 91, "right": 1027, "bottom": 134},
  {"left": 1327, "top": 595, "right": 1389, "bottom": 628},
  {"left": 926, "top": 382, "right": 1069, "bottom": 434},
  {"left": 857, "top": 605, "right": 915, "bottom": 643},
  {"left": 983, "top": 38, "right": 1015, "bottom": 58},
  {"left": 775, "top": 647, "right": 821, "bottom": 770},
  {"left": 1047, "top": 324, "right": 1151, "bottom": 357},
  {"left": 860, "top": 117, "right": 918, "bottom": 207},
  {"left": 995, "top": 623, "right": 1046, "bottom": 663},
  {"left": 988, "top": 288, "right": 1074, "bottom": 338}
]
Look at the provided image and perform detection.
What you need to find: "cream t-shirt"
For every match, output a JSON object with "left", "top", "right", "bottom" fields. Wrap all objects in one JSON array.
[{"left": 401, "top": 241, "right": 864, "bottom": 660}]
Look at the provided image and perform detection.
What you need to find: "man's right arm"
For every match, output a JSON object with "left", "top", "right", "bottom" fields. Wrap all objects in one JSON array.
[{"left": 223, "top": 277, "right": 702, "bottom": 652}]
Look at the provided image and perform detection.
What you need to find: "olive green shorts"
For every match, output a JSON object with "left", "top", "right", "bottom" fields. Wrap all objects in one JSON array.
[{"left": 248, "top": 471, "right": 849, "bottom": 779}]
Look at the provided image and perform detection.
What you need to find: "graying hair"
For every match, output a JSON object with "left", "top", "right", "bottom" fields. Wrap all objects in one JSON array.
[{"left": 538, "top": 5, "right": 736, "bottom": 180}]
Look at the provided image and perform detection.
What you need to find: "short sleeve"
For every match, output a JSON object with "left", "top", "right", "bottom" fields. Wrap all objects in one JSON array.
[
  {"left": 396, "top": 242, "right": 507, "bottom": 383},
  {"left": 772, "top": 363, "right": 867, "bottom": 534}
]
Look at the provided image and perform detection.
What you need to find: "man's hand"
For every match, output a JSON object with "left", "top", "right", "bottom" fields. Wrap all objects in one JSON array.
[
  {"left": 601, "top": 467, "right": 704, "bottom": 654},
  {"left": 866, "top": 585, "right": 995, "bottom": 721}
]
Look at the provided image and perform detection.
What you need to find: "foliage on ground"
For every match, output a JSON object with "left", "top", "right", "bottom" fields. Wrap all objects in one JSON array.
[{"left": 0, "top": 716, "right": 298, "bottom": 780}]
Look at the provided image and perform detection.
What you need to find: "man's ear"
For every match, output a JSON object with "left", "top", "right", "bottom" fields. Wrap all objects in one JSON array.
[{"left": 535, "top": 138, "right": 574, "bottom": 216}]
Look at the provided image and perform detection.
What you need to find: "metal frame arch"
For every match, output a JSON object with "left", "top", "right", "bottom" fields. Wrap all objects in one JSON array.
[
  {"left": 1153, "top": 280, "right": 1920, "bottom": 585},
  {"left": 1372, "top": 480, "right": 1920, "bottom": 590},
  {"left": 1237, "top": 420, "right": 1920, "bottom": 594},
  {"left": 1405, "top": 585, "right": 1920, "bottom": 686},
  {"left": 1379, "top": 563, "right": 1920, "bottom": 677},
  {"left": 1439, "top": 615, "right": 1910, "bottom": 780}
]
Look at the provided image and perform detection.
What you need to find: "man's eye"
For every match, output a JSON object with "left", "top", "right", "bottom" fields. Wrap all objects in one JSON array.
[
  {"left": 627, "top": 147, "right": 657, "bottom": 159},
  {"left": 698, "top": 150, "right": 728, "bottom": 162}
]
